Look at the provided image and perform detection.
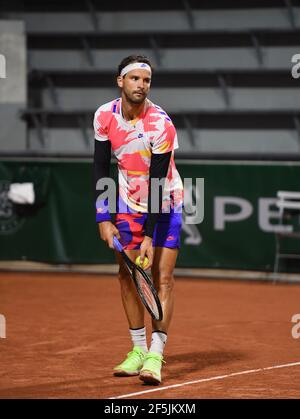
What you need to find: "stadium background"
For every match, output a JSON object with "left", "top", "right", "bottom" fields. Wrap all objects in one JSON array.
[{"left": 1, "top": 0, "right": 300, "bottom": 400}]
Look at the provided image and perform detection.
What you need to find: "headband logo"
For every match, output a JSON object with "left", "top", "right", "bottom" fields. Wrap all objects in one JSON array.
[{"left": 120, "top": 62, "right": 151, "bottom": 77}]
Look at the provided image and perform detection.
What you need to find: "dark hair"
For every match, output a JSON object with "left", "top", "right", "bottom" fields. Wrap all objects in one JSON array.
[{"left": 118, "top": 55, "right": 153, "bottom": 77}]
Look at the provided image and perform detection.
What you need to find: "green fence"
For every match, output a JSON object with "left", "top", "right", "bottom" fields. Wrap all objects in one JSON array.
[{"left": 0, "top": 159, "right": 300, "bottom": 271}]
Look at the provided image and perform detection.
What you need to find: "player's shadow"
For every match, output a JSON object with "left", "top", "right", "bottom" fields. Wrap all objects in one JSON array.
[{"left": 164, "top": 350, "right": 246, "bottom": 380}]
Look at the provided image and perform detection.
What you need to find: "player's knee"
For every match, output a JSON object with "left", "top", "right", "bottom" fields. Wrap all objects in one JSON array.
[
  {"left": 118, "top": 273, "right": 132, "bottom": 295},
  {"left": 155, "top": 274, "right": 175, "bottom": 293},
  {"left": 118, "top": 274, "right": 137, "bottom": 299}
]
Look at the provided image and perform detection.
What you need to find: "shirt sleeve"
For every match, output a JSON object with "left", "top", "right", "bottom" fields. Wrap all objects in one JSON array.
[
  {"left": 93, "top": 109, "right": 109, "bottom": 142},
  {"left": 151, "top": 122, "right": 179, "bottom": 155},
  {"left": 144, "top": 151, "right": 172, "bottom": 238},
  {"left": 93, "top": 139, "right": 112, "bottom": 223}
]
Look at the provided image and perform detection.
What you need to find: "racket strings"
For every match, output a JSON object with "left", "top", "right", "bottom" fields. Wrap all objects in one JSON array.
[{"left": 134, "top": 270, "right": 160, "bottom": 320}]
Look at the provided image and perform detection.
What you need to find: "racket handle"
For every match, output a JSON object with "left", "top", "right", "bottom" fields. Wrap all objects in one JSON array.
[{"left": 113, "top": 236, "right": 123, "bottom": 252}]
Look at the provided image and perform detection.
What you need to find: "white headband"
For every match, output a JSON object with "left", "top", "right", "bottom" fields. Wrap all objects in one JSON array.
[{"left": 120, "top": 62, "right": 152, "bottom": 78}]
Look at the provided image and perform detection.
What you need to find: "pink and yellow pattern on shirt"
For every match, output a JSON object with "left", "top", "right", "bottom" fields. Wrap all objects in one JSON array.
[{"left": 94, "top": 98, "right": 183, "bottom": 214}]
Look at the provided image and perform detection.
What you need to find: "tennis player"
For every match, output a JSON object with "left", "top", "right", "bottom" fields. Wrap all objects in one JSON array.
[{"left": 93, "top": 55, "right": 183, "bottom": 385}]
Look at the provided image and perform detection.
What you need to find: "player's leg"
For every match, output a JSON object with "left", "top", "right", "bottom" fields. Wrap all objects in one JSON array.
[
  {"left": 151, "top": 246, "right": 178, "bottom": 334},
  {"left": 151, "top": 212, "right": 181, "bottom": 338},
  {"left": 113, "top": 214, "right": 148, "bottom": 376},
  {"left": 113, "top": 249, "right": 148, "bottom": 376},
  {"left": 139, "top": 246, "right": 178, "bottom": 384},
  {"left": 140, "top": 210, "right": 181, "bottom": 384},
  {"left": 115, "top": 249, "right": 144, "bottom": 330},
  {"left": 114, "top": 212, "right": 147, "bottom": 330}
]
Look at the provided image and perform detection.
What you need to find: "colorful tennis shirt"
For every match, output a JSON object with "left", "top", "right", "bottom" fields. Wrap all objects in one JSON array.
[{"left": 93, "top": 98, "right": 183, "bottom": 215}]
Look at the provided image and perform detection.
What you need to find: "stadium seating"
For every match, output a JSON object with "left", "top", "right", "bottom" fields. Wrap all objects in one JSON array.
[{"left": 1, "top": 0, "right": 300, "bottom": 157}]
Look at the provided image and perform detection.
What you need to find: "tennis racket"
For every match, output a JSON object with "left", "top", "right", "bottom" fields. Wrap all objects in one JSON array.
[{"left": 113, "top": 236, "right": 163, "bottom": 322}]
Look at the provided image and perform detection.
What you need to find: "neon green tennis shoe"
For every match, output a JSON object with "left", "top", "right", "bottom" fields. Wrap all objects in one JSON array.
[
  {"left": 139, "top": 352, "right": 165, "bottom": 385},
  {"left": 113, "top": 346, "right": 146, "bottom": 376}
]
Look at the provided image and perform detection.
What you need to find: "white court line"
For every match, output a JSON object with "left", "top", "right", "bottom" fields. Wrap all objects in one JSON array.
[{"left": 109, "top": 360, "right": 300, "bottom": 399}]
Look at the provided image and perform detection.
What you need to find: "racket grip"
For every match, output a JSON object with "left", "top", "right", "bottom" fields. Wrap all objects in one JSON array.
[{"left": 113, "top": 236, "right": 123, "bottom": 252}]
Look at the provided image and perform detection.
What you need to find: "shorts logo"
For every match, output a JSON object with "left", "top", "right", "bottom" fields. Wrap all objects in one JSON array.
[
  {"left": 166, "top": 235, "right": 175, "bottom": 241},
  {"left": 0, "top": 181, "right": 24, "bottom": 234}
]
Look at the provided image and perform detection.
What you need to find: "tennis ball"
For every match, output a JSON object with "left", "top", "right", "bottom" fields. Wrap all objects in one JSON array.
[{"left": 135, "top": 256, "right": 149, "bottom": 269}]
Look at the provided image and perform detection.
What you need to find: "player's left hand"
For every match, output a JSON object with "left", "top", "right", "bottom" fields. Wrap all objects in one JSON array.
[{"left": 139, "top": 236, "right": 153, "bottom": 270}]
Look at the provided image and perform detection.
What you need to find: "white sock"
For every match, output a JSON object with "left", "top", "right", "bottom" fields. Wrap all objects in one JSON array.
[
  {"left": 149, "top": 330, "right": 167, "bottom": 356},
  {"left": 129, "top": 327, "right": 148, "bottom": 352}
]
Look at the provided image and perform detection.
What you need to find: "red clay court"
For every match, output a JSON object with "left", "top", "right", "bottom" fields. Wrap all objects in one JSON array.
[{"left": 1, "top": 271, "right": 300, "bottom": 399}]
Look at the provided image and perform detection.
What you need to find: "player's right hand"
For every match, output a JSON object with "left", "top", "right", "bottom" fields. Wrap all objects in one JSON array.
[{"left": 98, "top": 221, "right": 120, "bottom": 249}]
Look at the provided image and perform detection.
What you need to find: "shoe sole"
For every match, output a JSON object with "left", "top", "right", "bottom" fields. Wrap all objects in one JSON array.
[
  {"left": 139, "top": 372, "right": 161, "bottom": 385},
  {"left": 114, "top": 370, "right": 140, "bottom": 377}
]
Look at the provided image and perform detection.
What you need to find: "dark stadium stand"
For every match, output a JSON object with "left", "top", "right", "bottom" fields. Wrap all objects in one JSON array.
[
  {"left": 1, "top": 0, "right": 300, "bottom": 157},
  {"left": 1, "top": 0, "right": 300, "bottom": 12},
  {"left": 27, "top": 29, "right": 300, "bottom": 50}
]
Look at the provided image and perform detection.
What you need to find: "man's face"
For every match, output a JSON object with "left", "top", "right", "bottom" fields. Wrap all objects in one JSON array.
[{"left": 117, "top": 68, "right": 151, "bottom": 104}]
